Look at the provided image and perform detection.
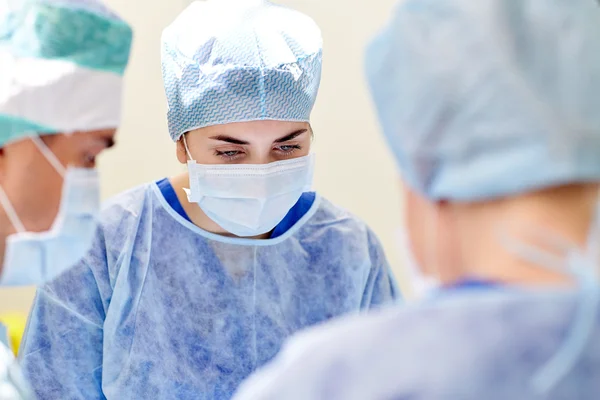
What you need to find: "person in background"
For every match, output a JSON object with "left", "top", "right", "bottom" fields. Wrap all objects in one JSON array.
[
  {"left": 0, "top": 0, "right": 132, "bottom": 398},
  {"left": 18, "top": 1, "right": 399, "bottom": 399},
  {"left": 231, "top": 0, "right": 600, "bottom": 399}
]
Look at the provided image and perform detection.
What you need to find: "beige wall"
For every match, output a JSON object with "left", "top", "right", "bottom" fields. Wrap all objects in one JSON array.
[{"left": 0, "top": 0, "right": 407, "bottom": 314}]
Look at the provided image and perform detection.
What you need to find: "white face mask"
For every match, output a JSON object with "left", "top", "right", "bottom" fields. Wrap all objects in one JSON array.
[
  {"left": 395, "top": 228, "right": 441, "bottom": 300},
  {"left": 183, "top": 136, "right": 315, "bottom": 237},
  {"left": 0, "top": 136, "right": 101, "bottom": 286}
]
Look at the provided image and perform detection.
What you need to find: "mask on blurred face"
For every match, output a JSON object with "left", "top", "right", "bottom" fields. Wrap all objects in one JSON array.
[{"left": 0, "top": 136, "right": 100, "bottom": 286}]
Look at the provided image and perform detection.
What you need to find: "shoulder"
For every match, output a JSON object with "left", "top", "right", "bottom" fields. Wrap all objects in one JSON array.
[
  {"left": 98, "top": 182, "right": 157, "bottom": 233},
  {"left": 311, "top": 197, "right": 365, "bottom": 226},
  {"left": 307, "top": 196, "right": 380, "bottom": 242},
  {"left": 48, "top": 183, "right": 160, "bottom": 294},
  {"left": 101, "top": 182, "right": 156, "bottom": 218},
  {"left": 301, "top": 197, "right": 386, "bottom": 259}
]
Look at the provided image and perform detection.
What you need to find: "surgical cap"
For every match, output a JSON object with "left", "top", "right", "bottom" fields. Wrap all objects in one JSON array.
[
  {"left": 0, "top": 0, "right": 133, "bottom": 146},
  {"left": 366, "top": 0, "right": 600, "bottom": 201},
  {"left": 161, "top": 0, "right": 322, "bottom": 141}
]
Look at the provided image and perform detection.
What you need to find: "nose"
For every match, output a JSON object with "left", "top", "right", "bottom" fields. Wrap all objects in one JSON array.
[{"left": 244, "top": 148, "right": 277, "bottom": 165}]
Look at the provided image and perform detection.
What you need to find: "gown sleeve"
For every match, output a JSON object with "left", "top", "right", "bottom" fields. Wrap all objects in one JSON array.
[
  {"left": 18, "top": 226, "right": 113, "bottom": 400},
  {"left": 360, "top": 228, "right": 401, "bottom": 309}
]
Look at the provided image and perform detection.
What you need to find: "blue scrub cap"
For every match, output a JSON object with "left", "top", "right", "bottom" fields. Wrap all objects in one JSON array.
[
  {"left": 0, "top": 0, "right": 133, "bottom": 146},
  {"left": 366, "top": 0, "right": 600, "bottom": 201},
  {"left": 161, "top": 0, "right": 323, "bottom": 141}
]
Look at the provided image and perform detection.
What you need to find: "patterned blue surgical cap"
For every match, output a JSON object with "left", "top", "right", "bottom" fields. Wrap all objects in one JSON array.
[
  {"left": 161, "top": 0, "right": 322, "bottom": 141},
  {"left": 366, "top": 0, "right": 600, "bottom": 201}
]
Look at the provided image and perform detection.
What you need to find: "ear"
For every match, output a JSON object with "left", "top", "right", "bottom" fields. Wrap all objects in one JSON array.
[{"left": 176, "top": 137, "right": 187, "bottom": 165}]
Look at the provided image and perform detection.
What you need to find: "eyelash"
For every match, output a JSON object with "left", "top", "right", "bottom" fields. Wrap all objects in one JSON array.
[
  {"left": 214, "top": 150, "right": 245, "bottom": 161},
  {"left": 214, "top": 145, "right": 302, "bottom": 161},
  {"left": 275, "top": 144, "right": 301, "bottom": 155}
]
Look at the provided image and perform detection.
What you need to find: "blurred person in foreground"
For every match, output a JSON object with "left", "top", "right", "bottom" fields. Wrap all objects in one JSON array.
[{"left": 232, "top": 0, "right": 600, "bottom": 399}]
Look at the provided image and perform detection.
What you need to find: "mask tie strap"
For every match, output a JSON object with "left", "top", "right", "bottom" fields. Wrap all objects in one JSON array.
[
  {"left": 498, "top": 226, "right": 600, "bottom": 395},
  {"left": 0, "top": 185, "right": 26, "bottom": 233}
]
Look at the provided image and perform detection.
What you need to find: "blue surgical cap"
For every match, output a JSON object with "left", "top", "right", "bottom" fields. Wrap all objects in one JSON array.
[
  {"left": 0, "top": 0, "right": 133, "bottom": 146},
  {"left": 161, "top": 0, "right": 323, "bottom": 141},
  {"left": 366, "top": 0, "right": 600, "bottom": 201}
]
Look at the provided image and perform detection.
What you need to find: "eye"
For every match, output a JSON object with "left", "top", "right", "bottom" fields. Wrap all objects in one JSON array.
[
  {"left": 215, "top": 150, "right": 245, "bottom": 161},
  {"left": 274, "top": 144, "right": 301, "bottom": 156}
]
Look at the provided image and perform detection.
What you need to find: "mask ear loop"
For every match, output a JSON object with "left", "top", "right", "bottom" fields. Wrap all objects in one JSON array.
[
  {"left": 498, "top": 224, "right": 600, "bottom": 395},
  {"left": 182, "top": 134, "right": 194, "bottom": 161},
  {"left": 30, "top": 135, "right": 66, "bottom": 177},
  {"left": 181, "top": 133, "right": 200, "bottom": 203}
]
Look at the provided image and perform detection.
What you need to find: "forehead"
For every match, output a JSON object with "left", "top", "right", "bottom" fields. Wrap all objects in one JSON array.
[
  {"left": 67, "top": 128, "right": 116, "bottom": 144},
  {"left": 41, "top": 130, "right": 115, "bottom": 153},
  {"left": 189, "top": 120, "right": 310, "bottom": 141}
]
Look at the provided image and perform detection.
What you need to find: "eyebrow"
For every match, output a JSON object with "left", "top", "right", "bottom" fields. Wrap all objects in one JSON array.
[
  {"left": 209, "top": 135, "right": 250, "bottom": 145},
  {"left": 209, "top": 129, "right": 308, "bottom": 145},
  {"left": 274, "top": 129, "right": 308, "bottom": 143}
]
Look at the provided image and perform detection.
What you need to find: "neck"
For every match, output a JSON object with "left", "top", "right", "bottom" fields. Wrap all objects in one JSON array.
[
  {"left": 169, "top": 173, "right": 270, "bottom": 240},
  {"left": 450, "top": 185, "right": 599, "bottom": 286}
]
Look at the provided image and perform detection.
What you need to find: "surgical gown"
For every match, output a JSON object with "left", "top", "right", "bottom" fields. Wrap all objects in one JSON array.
[
  {"left": 18, "top": 182, "right": 398, "bottom": 400},
  {"left": 233, "top": 289, "right": 600, "bottom": 400}
]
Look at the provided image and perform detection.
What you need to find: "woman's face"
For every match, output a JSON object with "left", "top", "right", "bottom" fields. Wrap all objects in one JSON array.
[{"left": 177, "top": 120, "right": 312, "bottom": 165}]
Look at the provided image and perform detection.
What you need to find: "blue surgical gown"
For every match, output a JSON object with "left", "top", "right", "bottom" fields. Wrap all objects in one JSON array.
[
  {"left": 18, "top": 182, "right": 399, "bottom": 400},
  {"left": 232, "top": 289, "right": 600, "bottom": 400}
]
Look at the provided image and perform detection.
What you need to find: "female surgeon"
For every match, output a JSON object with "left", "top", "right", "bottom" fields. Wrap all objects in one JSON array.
[{"left": 18, "top": 1, "right": 399, "bottom": 399}]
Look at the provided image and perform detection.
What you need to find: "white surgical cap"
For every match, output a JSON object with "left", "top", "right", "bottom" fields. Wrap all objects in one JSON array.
[
  {"left": 161, "top": 0, "right": 322, "bottom": 141},
  {"left": 366, "top": 0, "right": 600, "bottom": 201},
  {"left": 0, "top": 0, "right": 133, "bottom": 146}
]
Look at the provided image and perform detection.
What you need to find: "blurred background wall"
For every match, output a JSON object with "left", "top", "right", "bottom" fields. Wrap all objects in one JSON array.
[{"left": 0, "top": 0, "right": 406, "bottom": 314}]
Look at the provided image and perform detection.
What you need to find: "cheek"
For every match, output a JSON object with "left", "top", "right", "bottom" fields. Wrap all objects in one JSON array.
[
  {"left": 47, "top": 135, "right": 82, "bottom": 167},
  {"left": 6, "top": 160, "right": 63, "bottom": 232},
  {"left": 299, "top": 146, "right": 311, "bottom": 157},
  {"left": 300, "top": 138, "right": 312, "bottom": 155}
]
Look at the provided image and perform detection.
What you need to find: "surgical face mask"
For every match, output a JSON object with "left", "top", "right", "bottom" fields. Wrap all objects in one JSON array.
[
  {"left": 395, "top": 228, "right": 441, "bottom": 300},
  {"left": 0, "top": 136, "right": 101, "bottom": 286},
  {"left": 183, "top": 135, "right": 315, "bottom": 237}
]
